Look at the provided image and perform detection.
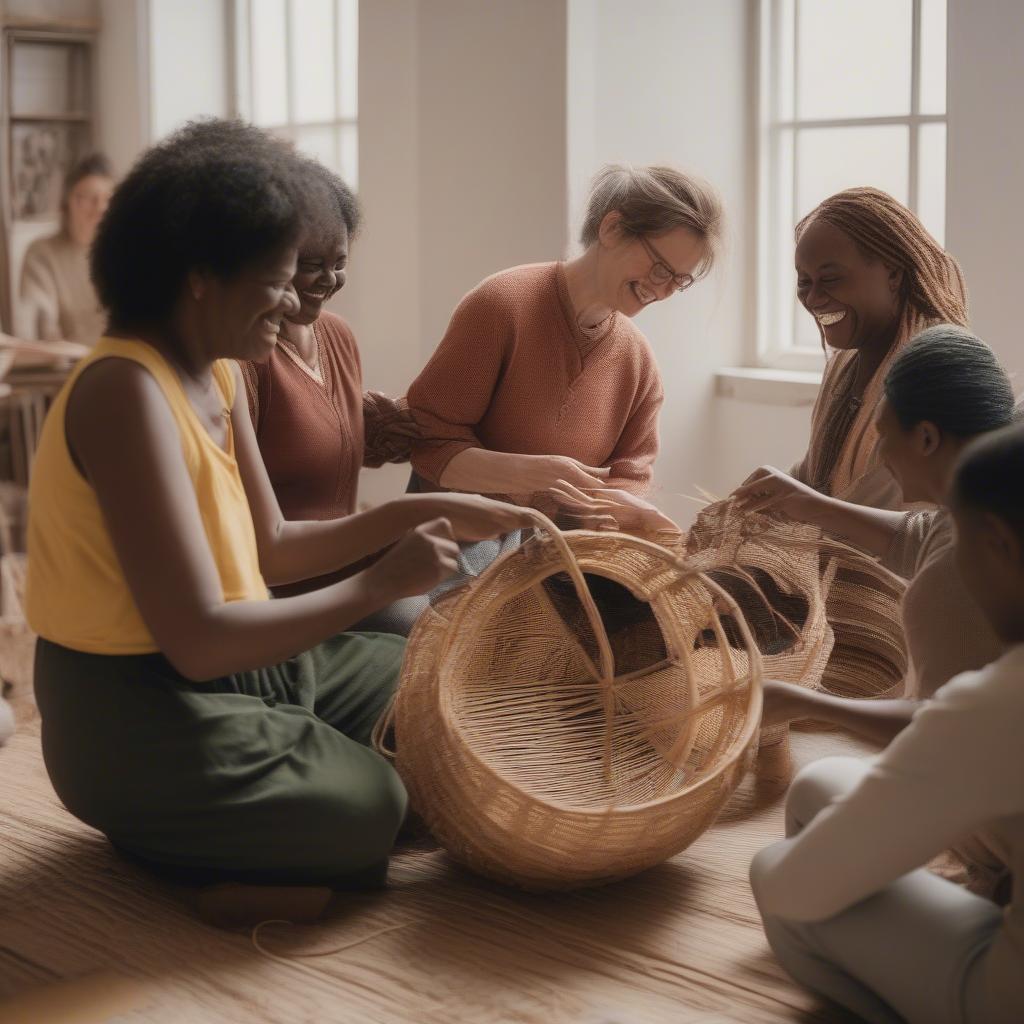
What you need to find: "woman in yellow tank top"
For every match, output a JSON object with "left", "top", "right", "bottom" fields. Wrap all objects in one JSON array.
[{"left": 27, "top": 120, "right": 530, "bottom": 891}]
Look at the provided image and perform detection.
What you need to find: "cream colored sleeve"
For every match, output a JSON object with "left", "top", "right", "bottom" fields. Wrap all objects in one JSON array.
[
  {"left": 881, "top": 510, "right": 936, "bottom": 579},
  {"left": 753, "top": 656, "right": 1024, "bottom": 922},
  {"left": 18, "top": 244, "right": 61, "bottom": 342}
]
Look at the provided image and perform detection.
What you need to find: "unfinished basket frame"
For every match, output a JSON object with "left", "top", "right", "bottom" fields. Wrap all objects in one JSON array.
[
  {"left": 393, "top": 517, "right": 763, "bottom": 891},
  {"left": 684, "top": 500, "right": 909, "bottom": 703}
]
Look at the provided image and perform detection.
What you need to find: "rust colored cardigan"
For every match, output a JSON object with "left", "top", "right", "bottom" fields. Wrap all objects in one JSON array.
[
  {"left": 241, "top": 311, "right": 364, "bottom": 522},
  {"left": 240, "top": 312, "right": 372, "bottom": 595}
]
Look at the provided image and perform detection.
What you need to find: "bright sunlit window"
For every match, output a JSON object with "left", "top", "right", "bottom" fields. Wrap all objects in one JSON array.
[
  {"left": 757, "top": 0, "right": 947, "bottom": 368},
  {"left": 232, "top": 0, "right": 358, "bottom": 187}
]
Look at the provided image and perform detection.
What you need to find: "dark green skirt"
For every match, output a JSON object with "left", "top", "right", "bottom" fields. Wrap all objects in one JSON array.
[{"left": 34, "top": 632, "right": 407, "bottom": 887}]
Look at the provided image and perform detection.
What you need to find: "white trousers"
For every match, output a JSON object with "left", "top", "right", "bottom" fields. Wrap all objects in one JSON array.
[{"left": 750, "top": 756, "right": 1003, "bottom": 1024}]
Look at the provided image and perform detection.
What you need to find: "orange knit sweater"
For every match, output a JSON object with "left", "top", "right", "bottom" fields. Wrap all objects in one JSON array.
[
  {"left": 407, "top": 262, "right": 664, "bottom": 502},
  {"left": 240, "top": 311, "right": 363, "bottom": 522}
]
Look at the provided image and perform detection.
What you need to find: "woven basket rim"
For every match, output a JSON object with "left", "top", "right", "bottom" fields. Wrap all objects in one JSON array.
[{"left": 411, "top": 529, "right": 764, "bottom": 816}]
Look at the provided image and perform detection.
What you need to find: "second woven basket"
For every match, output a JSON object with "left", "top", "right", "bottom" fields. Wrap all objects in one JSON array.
[{"left": 684, "top": 499, "right": 908, "bottom": 702}]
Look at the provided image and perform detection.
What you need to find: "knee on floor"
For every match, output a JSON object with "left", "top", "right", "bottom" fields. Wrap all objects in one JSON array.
[
  {"left": 748, "top": 844, "right": 775, "bottom": 904},
  {"left": 786, "top": 755, "right": 867, "bottom": 831},
  {"left": 304, "top": 764, "right": 409, "bottom": 863}
]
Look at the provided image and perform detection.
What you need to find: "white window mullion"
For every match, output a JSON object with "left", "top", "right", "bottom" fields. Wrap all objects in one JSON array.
[
  {"left": 755, "top": 0, "right": 774, "bottom": 366},
  {"left": 232, "top": 0, "right": 358, "bottom": 182},
  {"left": 757, "top": 0, "right": 946, "bottom": 368},
  {"left": 908, "top": 0, "right": 922, "bottom": 211},
  {"left": 284, "top": 0, "right": 296, "bottom": 134}
]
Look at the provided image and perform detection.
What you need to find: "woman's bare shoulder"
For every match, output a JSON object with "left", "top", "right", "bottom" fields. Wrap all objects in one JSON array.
[{"left": 66, "top": 356, "right": 173, "bottom": 447}]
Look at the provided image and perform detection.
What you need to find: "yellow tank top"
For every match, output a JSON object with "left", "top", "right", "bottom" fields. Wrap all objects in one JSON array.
[{"left": 26, "top": 337, "right": 268, "bottom": 655}]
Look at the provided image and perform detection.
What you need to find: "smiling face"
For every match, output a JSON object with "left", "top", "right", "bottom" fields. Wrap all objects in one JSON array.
[
  {"left": 288, "top": 221, "right": 350, "bottom": 326},
  {"left": 596, "top": 215, "right": 706, "bottom": 317},
  {"left": 194, "top": 244, "right": 300, "bottom": 362},
  {"left": 795, "top": 218, "right": 902, "bottom": 350},
  {"left": 66, "top": 173, "right": 114, "bottom": 247}
]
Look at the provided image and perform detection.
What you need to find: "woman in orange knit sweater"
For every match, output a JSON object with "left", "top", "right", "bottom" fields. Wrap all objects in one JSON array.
[{"left": 406, "top": 165, "right": 723, "bottom": 537}]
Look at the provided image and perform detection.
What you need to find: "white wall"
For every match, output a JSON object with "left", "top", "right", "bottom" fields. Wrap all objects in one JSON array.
[
  {"left": 415, "top": 0, "right": 568, "bottom": 357},
  {"left": 96, "top": 0, "right": 148, "bottom": 174},
  {"left": 147, "top": 0, "right": 229, "bottom": 140},
  {"left": 337, "top": 0, "right": 421, "bottom": 505},
  {"left": 946, "top": 0, "right": 1024, "bottom": 384},
  {"left": 340, "top": 0, "right": 569, "bottom": 507},
  {"left": 95, "top": 0, "right": 227, "bottom": 172},
  {"left": 567, "top": 0, "right": 809, "bottom": 524}
]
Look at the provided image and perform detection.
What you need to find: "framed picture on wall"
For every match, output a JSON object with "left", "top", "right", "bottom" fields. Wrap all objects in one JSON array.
[
  {"left": 0, "top": 25, "right": 95, "bottom": 332},
  {"left": 11, "top": 120, "right": 89, "bottom": 218}
]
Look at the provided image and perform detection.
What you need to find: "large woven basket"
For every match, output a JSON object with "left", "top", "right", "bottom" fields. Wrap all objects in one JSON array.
[
  {"left": 392, "top": 522, "right": 763, "bottom": 891},
  {"left": 685, "top": 500, "right": 908, "bottom": 702}
]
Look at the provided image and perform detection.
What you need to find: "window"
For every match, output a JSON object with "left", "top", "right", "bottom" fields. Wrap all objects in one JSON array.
[
  {"left": 232, "top": 0, "right": 358, "bottom": 187},
  {"left": 757, "top": 0, "right": 947, "bottom": 369}
]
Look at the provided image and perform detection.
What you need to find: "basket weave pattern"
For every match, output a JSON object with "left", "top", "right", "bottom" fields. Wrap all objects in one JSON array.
[
  {"left": 685, "top": 500, "right": 908, "bottom": 701},
  {"left": 393, "top": 524, "right": 763, "bottom": 891}
]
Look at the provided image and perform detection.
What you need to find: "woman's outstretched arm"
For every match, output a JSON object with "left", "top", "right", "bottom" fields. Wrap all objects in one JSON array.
[
  {"left": 230, "top": 365, "right": 533, "bottom": 586},
  {"left": 761, "top": 679, "right": 919, "bottom": 747},
  {"left": 732, "top": 465, "right": 905, "bottom": 559},
  {"left": 67, "top": 358, "right": 524, "bottom": 681}
]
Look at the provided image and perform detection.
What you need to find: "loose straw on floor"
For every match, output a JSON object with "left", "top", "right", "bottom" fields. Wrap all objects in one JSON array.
[{"left": 251, "top": 920, "right": 407, "bottom": 964}]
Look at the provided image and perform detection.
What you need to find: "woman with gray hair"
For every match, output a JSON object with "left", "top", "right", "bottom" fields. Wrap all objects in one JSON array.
[{"left": 405, "top": 164, "right": 722, "bottom": 532}]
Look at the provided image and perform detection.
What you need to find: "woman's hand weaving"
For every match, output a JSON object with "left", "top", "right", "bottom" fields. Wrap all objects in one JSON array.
[
  {"left": 732, "top": 466, "right": 829, "bottom": 522},
  {"left": 548, "top": 481, "right": 680, "bottom": 536}
]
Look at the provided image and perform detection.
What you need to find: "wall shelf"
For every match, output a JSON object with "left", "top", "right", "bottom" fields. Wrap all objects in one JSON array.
[{"left": 0, "top": 24, "right": 96, "bottom": 333}]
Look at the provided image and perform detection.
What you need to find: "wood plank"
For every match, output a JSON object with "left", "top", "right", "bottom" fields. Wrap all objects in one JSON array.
[{"left": 0, "top": 716, "right": 869, "bottom": 1022}]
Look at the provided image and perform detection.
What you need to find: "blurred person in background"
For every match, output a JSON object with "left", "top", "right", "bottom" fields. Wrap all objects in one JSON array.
[{"left": 19, "top": 153, "right": 114, "bottom": 347}]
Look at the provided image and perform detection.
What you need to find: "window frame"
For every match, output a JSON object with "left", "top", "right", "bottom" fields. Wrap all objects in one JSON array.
[
  {"left": 755, "top": 0, "right": 946, "bottom": 371},
  {"left": 229, "top": 0, "right": 358, "bottom": 186}
]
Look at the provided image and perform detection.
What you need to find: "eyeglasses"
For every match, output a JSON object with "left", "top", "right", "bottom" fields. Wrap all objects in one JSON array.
[{"left": 639, "top": 236, "right": 695, "bottom": 293}]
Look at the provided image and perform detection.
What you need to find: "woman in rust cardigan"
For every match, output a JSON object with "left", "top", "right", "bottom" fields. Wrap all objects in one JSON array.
[{"left": 240, "top": 160, "right": 422, "bottom": 634}]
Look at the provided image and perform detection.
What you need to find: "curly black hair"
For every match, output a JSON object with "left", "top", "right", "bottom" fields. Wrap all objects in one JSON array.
[
  {"left": 91, "top": 119, "right": 307, "bottom": 332},
  {"left": 295, "top": 156, "right": 362, "bottom": 250}
]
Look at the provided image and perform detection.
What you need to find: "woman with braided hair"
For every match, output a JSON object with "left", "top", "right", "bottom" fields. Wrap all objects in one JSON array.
[
  {"left": 736, "top": 328, "right": 1012, "bottom": 754},
  {"left": 592, "top": 188, "right": 968, "bottom": 530},
  {"left": 779, "top": 186, "right": 968, "bottom": 509}
]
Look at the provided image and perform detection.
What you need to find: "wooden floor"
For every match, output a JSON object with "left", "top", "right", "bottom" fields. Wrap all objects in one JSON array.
[{"left": 0, "top": 687, "right": 869, "bottom": 1024}]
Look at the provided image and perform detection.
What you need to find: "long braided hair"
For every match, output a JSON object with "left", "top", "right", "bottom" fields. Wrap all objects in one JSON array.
[
  {"left": 794, "top": 187, "right": 969, "bottom": 497},
  {"left": 796, "top": 186, "right": 967, "bottom": 340}
]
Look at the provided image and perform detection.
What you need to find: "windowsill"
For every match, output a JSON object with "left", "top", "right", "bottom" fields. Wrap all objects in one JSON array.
[{"left": 714, "top": 367, "right": 823, "bottom": 407}]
